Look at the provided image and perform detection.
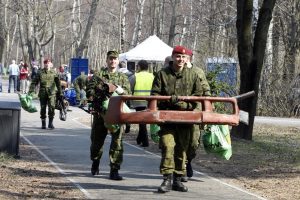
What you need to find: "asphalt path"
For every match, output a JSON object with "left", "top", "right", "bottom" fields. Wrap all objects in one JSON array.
[
  {"left": 0, "top": 92, "right": 263, "bottom": 200},
  {"left": 254, "top": 116, "right": 300, "bottom": 129},
  {"left": 2, "top": 78, "right": 295, "bottom": 199}
]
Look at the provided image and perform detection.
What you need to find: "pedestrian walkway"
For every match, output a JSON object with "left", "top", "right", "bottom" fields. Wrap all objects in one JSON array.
[{"left": 17, "top": 95, "right": 265, "bottom": 200}]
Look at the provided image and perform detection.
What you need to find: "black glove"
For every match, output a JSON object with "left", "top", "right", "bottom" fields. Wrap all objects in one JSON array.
[
  {"left": 170, "top": 95, "right": 178, "bottom": 105},
  {"left": 173, "top": 101, "right": 189, "bottom": 110}
]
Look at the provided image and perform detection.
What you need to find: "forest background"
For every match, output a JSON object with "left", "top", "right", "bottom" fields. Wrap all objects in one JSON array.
[{"left": 0, "top": 0, "right": 299, "bottom": 121}]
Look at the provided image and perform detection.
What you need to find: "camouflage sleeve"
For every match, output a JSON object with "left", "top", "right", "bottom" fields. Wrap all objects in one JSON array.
[
  {"left": 28, "top": 71, "right": 40, "bottom": 94},
  {"left": 86, "top": 72, "right": 101, "bottom": 99},
  {"left": 151, "top": 72, "right": 168, "bottom": 109},
  {"left": 54, "top": 73, "right": 62, "bottom": 94},
  {"left": 151, "top": 71, "right": 161, "bottom": 96},
  {"left": 194, "top": 67, "right": 211, "bottom": 96},
  {"left": 73, "top": 77, "right": 80, "bottom": 95}
]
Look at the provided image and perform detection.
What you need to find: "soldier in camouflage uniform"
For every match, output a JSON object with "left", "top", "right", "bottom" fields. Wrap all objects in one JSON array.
[
  {"left": 86, "top": 50, "right": 130, "bottom": 180},
  {"left": 182, "top": 49, "right": 211, "bottom": 181},
  {"left": 151, "top": 46, "right": 208, "bottom": 193},
  {"left": 29, "top": 59, "right": 62, "bottom": 129},
  {"left": 73, "top": 72, "right": 88, "bottom": 105}
]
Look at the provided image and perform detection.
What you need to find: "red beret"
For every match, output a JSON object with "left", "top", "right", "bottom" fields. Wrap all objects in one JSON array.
[
  {"left": 186, "top": 49, "right": 193, "bottom": 56},
  {"left": 172, "top": 45, "right": 188, "bottom": 55},
  {"left": 43, "top": 59, "right": 51, "bottom": 64}
]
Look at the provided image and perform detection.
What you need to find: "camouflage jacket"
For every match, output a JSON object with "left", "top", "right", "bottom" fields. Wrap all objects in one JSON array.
[
  {"left": 86, "top": 67, "right": 131, "bottom": 99},
  {"left": 191, "top": 66, "right": 211, "bottom": 96},
  {"left": 29, "top": 68, "right": 61, "bottom": 97},
  {"left": 151, "top": 65, "right": 208, "bottom": 110},
  {"left": 73, "top": 74, "right": 88, "bottom": 92}
]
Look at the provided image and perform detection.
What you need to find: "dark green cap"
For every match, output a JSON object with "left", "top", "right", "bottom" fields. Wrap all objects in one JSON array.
[{"left": 107, "top": 50, "right": 119, "bottom": 58}]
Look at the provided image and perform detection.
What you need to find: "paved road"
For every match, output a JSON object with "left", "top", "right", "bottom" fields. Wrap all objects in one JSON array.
[
  {"left": 255, "top": 116, "right": 300, "bottom": 129},
  {"left": 1, "top": 78, "right": 299, "bottom": 199},
  {"left": 0, "top": 92, "right": 262, "bottom": 200}
]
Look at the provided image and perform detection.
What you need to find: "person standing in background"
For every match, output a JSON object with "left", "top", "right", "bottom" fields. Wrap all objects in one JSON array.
[
  {"left": 8, "top": 60, "right": 20, "bottom": 93},
  {"left": 182, "top": 49, "right": 211, "bottom": 181},
  {"left": 31, "top": 62, "right": 39, "bottom": 80},
  {"left": 28, "top": 59, "right": 62, "bottom": 129},
  {"left": 20, "top": 63, "right": 29, "bottom": 94},
  {"left": 73, "top": 71, "right": 88, "bottom": 106},
  {"left": 163, "top": 56, "right": 172, "bottom": 68},
  {"left": 130, "top": 60, "right": 154, "bottom": 147}
]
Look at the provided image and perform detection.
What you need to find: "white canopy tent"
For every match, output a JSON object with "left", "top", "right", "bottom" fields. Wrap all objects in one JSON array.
[{"left": 119, "top": 35, "right": 173, "bottom": 62}]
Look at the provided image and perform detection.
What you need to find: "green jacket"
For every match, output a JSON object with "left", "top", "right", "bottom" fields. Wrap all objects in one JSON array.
[
  {"left": 86, "top": 67, "right": 131, "bottom": 99},
  {"left": 191, "top": 66, "right": 211, "bottom": 96},
  {"left": 73, "top": 74, "right": 88, "bottom": 92},
  {"left": 29, "top": 68, "right": 61, "bottom": 98},
  {"left": 151, "top": 65, "right": 208, "bottom": 110}
]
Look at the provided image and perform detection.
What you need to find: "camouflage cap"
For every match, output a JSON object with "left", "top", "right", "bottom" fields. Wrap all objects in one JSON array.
[{"left": 107, "top": 50, "right": 119, "bottom": 58}]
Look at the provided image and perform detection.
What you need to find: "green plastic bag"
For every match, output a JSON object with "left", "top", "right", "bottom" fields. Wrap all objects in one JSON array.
[
  {"left": 150, "top": 124, "right": 160, "bottom": 143},
  {"left": 202, "top": 124, "right": 232, "bottom": 160},
  {"left": 19, "top": 94, "right": 38, "bottom": 113},
  {"left": 102, "top": 92, "right": 131, "bottom": 133}
]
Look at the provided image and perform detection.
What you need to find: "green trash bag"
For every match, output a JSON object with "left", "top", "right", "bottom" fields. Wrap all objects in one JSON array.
[
  {"left": 19, "top": 94, "right": 38, "bottom": 113},
  {"left": 150, "top": 124, "right": 160, "bottom": 143},
  {"left": 202, "top": 124, "right": 232, "bottom": 160}
]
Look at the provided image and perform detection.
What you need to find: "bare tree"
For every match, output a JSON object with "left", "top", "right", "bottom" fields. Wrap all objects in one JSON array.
[
  {"left": 0, "top": 0, "right": 7, "bottom": 63},
  {"left": 120, "top": 0, "right": 127, "bottom": 52},
  {"left": 232, "top": 0, "right": 276, "bottom": 140},
  {"left": 282, "top": 0, "right": 300, "bottom": 83},
  {"left": 168, "top": 0, "right": 179, "bottom": 46},
  {"left": 130, "top": 0, "right": 146, "bottom": 47},
  {"left": 75, "top": 0, "right": 100, "bottom": 57}
]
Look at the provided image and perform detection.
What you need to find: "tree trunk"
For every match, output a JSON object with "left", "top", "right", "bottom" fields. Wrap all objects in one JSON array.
[
  {"left": 232, "top": 0, "right": 276, "bottom": 140},
  {"left": 18, "top": 14, "right": 29, "bottom": 64},
  {"left": 130, "top": 0, "right": 145, "bottom": 47},
  {"left": 283, "top": 0, "right": 300, "bottom": 83},
  {"left": 179, "top": 16, "right": 187, "bottom": 45},
  {"left": 136, "top": 0, "right": 145, "bottom": 45},
  {"left": 168, "top": 0, "right": 179, "bottom": 46},
  {"left": 120, "top": 0, "right": 127, "bottom": 52},
  {"left": 0, "top": 0, "right": 5, "bottom": 63},
  {"left": 157, "top": 0, "right": 165, "bottom": 38},
  {"left": 75, "top": 0, "right": 100, "bottom": 57}
]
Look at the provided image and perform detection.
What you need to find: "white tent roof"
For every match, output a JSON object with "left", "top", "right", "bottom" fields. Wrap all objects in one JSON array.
[{"left": 119, "top": 35, "right": 173, "bottom": 62}]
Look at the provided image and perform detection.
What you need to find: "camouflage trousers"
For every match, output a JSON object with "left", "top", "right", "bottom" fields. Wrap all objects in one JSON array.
[
  {"left": 90, "top": 114, "right": 124, "bottom": 170},
  {"left": 186, "top": 125, "right": 201, "bottom": 161},
  {"left": 39, "top": 95, "right": 56, "bottom": 119},
  {"left": 159, "top": 124, "right": 192, "bottom": 175}
]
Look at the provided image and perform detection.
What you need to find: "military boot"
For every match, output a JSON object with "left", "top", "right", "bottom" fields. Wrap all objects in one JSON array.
[
  {"left": 186, "top": 160, "right": 193, "bottom": 178},
  {"left": 109, "top": 169, "right": 123, "bottom": 180},
  {"left": 158, "top": 174, "right": 172, "bottom": 193},
  {"left": 41, "top": 119, "right": 46, "bottom": 129},
  {"left": 181, "top": 174, "right": 188, "bottom": 182},
  {"left": 172, "top": 173, "right": 188, "bottom": 192},
  {"left": 91, "top": 160, "right": 100, "bottom": 175},
  {"left": 48, "top": 118, "right": 55, "bottom": 129},
  {"left": 125, "top": 123, "right": 131, "bottom": 133}
]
